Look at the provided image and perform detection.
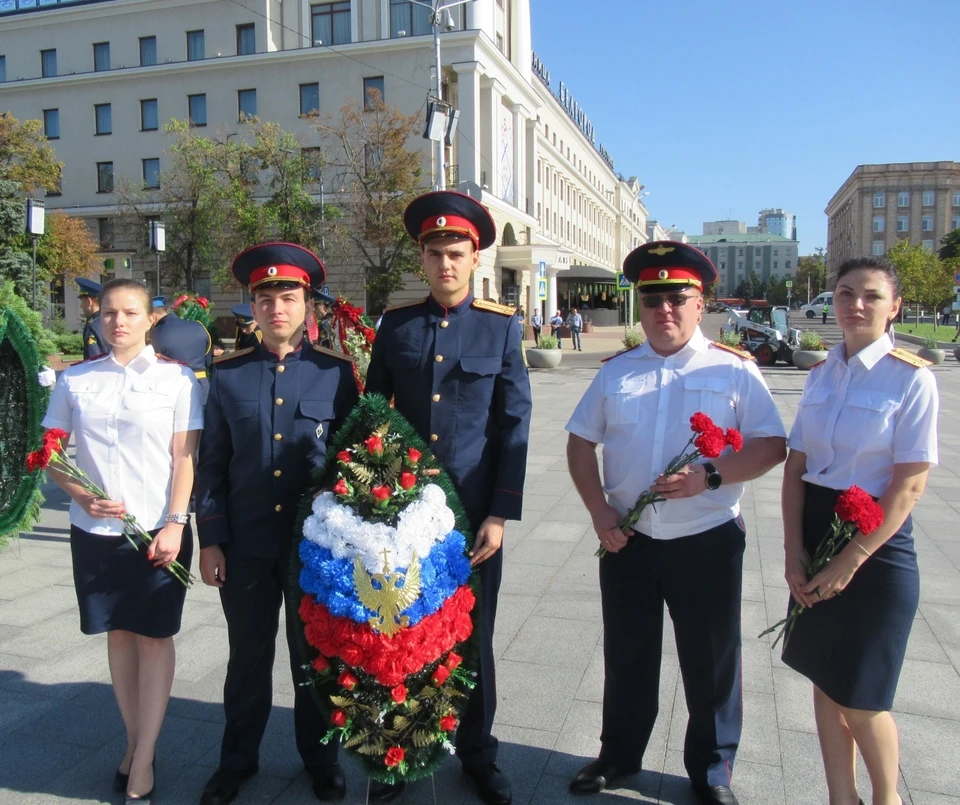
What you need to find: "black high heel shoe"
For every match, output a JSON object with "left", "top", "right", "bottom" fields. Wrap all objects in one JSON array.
[
  {"left": 112, "top": 768, "right": 129, "bottom": 793},
  {"left": 125, "top": 760, "right": 155, "bottom": 804}
]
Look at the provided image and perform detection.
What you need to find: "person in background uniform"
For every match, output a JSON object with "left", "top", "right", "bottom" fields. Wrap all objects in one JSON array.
[
  {"left": 530, "top": 308, "right": 542, "bottom": 346},
  {"left": 231, "top": 303, "right": 262, "bottom": 351},
  {"left": 565, "top": 242, "right": 787, "bottom": 805},
  {"left": 822, "top": 302, "right": 829, "bottom": 324},
  {"left": 567, "top": 307, "right": 584, "bottom": 351},
  {"left": 195, "top": 243, "right": 359, "bottom": 805},
  {"left": 549, "top": 309, "right": 564, "bottom": 348},
  {"left": 780, "top": 256, "right": 939, "bottom": 805},
  {"left": 364, "top": 191, "right": 532, "bottom": 805},
  {"left": 149, "top": 296, "right": 213, "bottom": 406},
  {"left": 311, "top": 289, "right": 336, "bottom": 349},
  {"left": 77, "top": 277, "right": 106, "bottom": 359}
]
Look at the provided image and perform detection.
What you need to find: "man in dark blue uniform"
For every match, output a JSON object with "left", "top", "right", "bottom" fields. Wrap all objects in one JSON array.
[
  {"left": 311, "top": 288, "right": 335, "bottom": 348},
  {"left": 195, "top": 243, "right": 360, "bottom": 805},
  {"left": 231, "top": 303, "right": 262, "bottom": 351},
  {"left": 149, "top": 296, "right": 213, "bottom": 404},
  {"left": 364, "top": 191, "right": 532, "bottom": 805},
  {"left": 77, "top": 278, "right": 106, "bottom": 359}
]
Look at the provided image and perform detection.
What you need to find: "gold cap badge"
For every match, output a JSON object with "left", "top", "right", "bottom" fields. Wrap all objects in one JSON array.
[{"left": 649, "top": 244, "right": 675, "bottom": 256}]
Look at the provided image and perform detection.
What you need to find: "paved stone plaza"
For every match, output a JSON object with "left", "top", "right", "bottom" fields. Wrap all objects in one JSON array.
[{"left": 1, "top": 315, "right": 958, "bottom": 804}]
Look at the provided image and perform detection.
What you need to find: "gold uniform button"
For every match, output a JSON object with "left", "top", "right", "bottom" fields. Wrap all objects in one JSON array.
[
  {"left": 273, "top": 469, "right": 282, "bottom": 477},
  {"left": 440, "top": 320, "right": 449, "bottom": 329},
  {"left": 432, "top": 394, "right": 441, "bottom": 402},
  {"left": 274, "top": 504, "right": 283, "bottom": 512},
  {"left": 275, "top": 398, "right": 283, "bottom": 405},
  {"left": 277, "top": 365, "right": 285, "bottom": 373},
  {"left": 435, "top": 354, "right": 444, "bottom": 363},
  {"left": 430, "top": 434, "right": 439, "bottom": 442},
  {"left": 274, "top": 433, "right": 283, "bottom": 441}
]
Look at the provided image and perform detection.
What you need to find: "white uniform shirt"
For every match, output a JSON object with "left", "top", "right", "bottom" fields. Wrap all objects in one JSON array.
[
  {"left": 42, "top": 346, "right": 203, "bottom": 535},
  {"left": 788, "top": 333, "right": 939, "bottom": 497},
  {"left": 566, "top": 328, "right": 786, "bottom": 540}
]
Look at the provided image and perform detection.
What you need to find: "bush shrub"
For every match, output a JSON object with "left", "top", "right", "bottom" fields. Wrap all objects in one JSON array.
[
  {"left": 921, "top": 335, "right": 939, "bottom": 349},
  {"left": 717, "top": 330, "right": 743, "bottom": 348},
  {"left": 53, "top": 332, "right": 83, "bottom": 356},
  {"left": 798, "top": 331, "right": 826, "bottom": 350},
  {"left": 536, "top": 334, "right": 559, "bottom": 349}
]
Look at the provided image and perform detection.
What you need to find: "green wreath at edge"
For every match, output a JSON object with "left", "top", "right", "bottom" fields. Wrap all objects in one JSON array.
[
  {"left": 0, "top": 304, "right": 50, "bottom": 548},
  {"left": 285, "top": 392, "right": 483, "bottom": 783}
]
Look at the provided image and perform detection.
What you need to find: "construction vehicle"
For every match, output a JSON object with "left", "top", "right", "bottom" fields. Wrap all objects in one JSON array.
[{"left": 719, "top": 305, "right": 801, "bottom": 366}]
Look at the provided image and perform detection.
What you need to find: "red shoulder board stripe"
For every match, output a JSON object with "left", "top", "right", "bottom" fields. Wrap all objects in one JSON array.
[
  {"left": 601, "top": 344, "right": 641, "bottom": 363},
  {"left": 155, "top": 352, "right": 189, "bottom": 367}
]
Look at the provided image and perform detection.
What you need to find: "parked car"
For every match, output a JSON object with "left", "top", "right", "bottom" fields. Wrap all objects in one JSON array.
[{"left": 800, "top": 292, "right": 834, "bottom": 319}]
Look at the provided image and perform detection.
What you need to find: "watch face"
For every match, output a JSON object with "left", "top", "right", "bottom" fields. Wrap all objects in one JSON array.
[{"left": 707, "top": 472, "right": 722, "bottom": 490}]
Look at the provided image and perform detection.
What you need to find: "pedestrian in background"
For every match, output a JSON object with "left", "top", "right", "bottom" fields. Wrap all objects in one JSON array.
[
  {"left": 149, "top": 296, "right": 212, "bottom": 404},
  {"left": 77, "top": 277, "right": 106, "bottom": 359},
  {"left": 822, "top": 302, "right": 829, "bottom": 324},
  {"left": 567, "top": 307, "right": 584, "bottom": 351},
  {"left": 550, "top": 309, "right": 564, "bottom": 348},
  {"left": 530, "top": 308, "right": 542, "bottom": 345}
]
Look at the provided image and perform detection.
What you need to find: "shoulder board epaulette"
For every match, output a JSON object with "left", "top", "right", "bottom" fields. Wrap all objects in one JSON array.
[
  {"left": 215, "top": 347, "right": 255, "bottom": 364},
  {"left": 471, "top": 299, "right": 514, "bottom": 316},
  {"left": 312, "top": 344, "right": 355, "bottom": 362},
  {"left": 809, "top": 358, "right": 827, "bottom": 369},
  {"left": 384, "top": 297, "right": 428, "bottom": 313},
  {"left": 74, "top": 352, "right": 109, "bottom": 365},
  {"left": 601, "top": 344, "right": 641, "bottom": 363},
  {"left": 155, "top": 352, "right": 189, "bottom": 367},
  {"left": 710, "top": 341, "right": 756, "bottom": 361},
  {"left": 889, "top": 348, "right": 931, "bottom": 368}
]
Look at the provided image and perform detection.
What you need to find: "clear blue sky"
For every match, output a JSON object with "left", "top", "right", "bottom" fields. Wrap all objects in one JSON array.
[{"left": 528, "top": 0, "right": 960, "bottom": 253}]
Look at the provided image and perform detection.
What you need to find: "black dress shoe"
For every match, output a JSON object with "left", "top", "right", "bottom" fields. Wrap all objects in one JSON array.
[
  {"left": 463, "top": 763, "right": 512, "bottom": 805},
  {"left": 569, "top": 758, "right": 639, "bottom": 795},
  {"left": 310, "top": 763, "right": 346, "bottom": 802},
  {"left": 691, "top": 783, "right": 740, "bottom": 805},
  {"left": 113, "top": 769, "right": 129, "bottom": 793},
  {"left": 200, "top": 767, "right": 258, "bottom": 805},
  {"left": 368, "top": 779, "right": 406, "bottom": 802}
]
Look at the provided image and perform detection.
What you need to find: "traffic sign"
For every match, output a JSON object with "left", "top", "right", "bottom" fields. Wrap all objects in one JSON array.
[
  {"left": 953, "top": 269, "right": 960, "bottom": 285},
  {"left": 538, "top": 260, "right": 547, "bottom": 279},
  {"left": 785, "top": 280, "right": 793, "bottom": 288},
  {"left": 616, "top": 272, "right": 631, "bottom": 289},
  {"left": 537, "top": 278, "right": 547, "bottom": 301}
]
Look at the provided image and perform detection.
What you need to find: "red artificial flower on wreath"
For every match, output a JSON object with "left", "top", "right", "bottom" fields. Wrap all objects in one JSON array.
[
  {"left": 384, "top": 746, "right": 405, "bottom": 768},
  {"left": 834, "top": 485, "right": 884, "bottom": 536},
  {"left": 443, "top": 652, "right": 462, "bottom": 671},
  {"left": 330, "top": 709, "right": 348, "bottom": 727},
  {"left": 365, "top": 435, "right": 384, "bottom": 457},
  {"left": 690, "top": 412, "right": 715, "bottom": 433},
  {"left": 432, "top": 665, "right": 450, "bottom": 686},
  {"left": 407, "top": 448, "right": 422, "bottom": 464},
  {"left": 337, "top": 671, "right": 358, "bottom": 691},
  {"left": 197, "top": 297, "right": 209, "bottom": 308},
  {"left": 694, "top": 426, "right": 727, "bottom": 459},
  {"left": 312, "top": 655, "right": 331, "bottom": 673},
  {"left": 399, "top": 472, "right": 417, "bottom": 491},
  {"left": 333, "top": 478, "right": 350, "bottom": 496},
  {"left": 174, "top": 294, "right": 189, "bottom": 308},
  {"left": 336, "top": 450, "right": 352, "bottom": 464},
  {"left": 725, "top": 428, "right": 744, "bottom": 452},
  {"left": 390, "top": 684, "right": 407, "bottom": 704},
  {"left": 371, "top": 485, "right": 391, "bottom": 503},
  {"left": 439, "top": 713, "right": 457, "bottom": 732}
]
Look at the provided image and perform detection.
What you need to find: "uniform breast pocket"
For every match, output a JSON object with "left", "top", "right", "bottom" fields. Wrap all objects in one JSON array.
[
  {"left": 837, "top": 390, "right": 899, "bottom": 447},
  {"left": 298, "top": 399, "right": 335, "bottom": 441},
  {"left": 683, "top": 375, "right": 735, "bottom": 424},
  {"left": 69, "top": 379, "right": 114, "bottom": 413},
  {"left": 603, "top": 376, "right": 647, "bottom": 427},
  {"left": 126, "top": 379, "right": 176, "bottom": 412},
  {"left": 389, "top": 351, "right": 421, "bottom": 373},
  {"left": 460, "top": 356, "right": 502, "bottom": 379}
]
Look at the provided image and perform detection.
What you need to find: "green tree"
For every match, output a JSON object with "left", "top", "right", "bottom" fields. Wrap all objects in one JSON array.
[
  {"left": 0, "top": 113, "right": 62, "bottom": 192},
  {"left": 766, "top": 276, "right": 791, "bottom": 306},
  {"left": 938, "top": 228, "right": 960, "bottom": 261},
  {"left": 795, "top": 252, "right": 826, "bottom": 301},
  {"left": 314, "top": 94, "right": 424, "bottom": 313},
  {"left": 886, "top": 239, "right": 947, "bottom": 328},
  {"left": 36, "top": 211, "right": 100, "bottom": 282},
  {"left": 734, "top": 271, "right": 762, "bottom": 301}
]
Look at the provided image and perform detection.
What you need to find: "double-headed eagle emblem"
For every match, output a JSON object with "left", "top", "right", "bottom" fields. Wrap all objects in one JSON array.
[{"left": 353, "top": 549, "right": 422, "bottom": 637}]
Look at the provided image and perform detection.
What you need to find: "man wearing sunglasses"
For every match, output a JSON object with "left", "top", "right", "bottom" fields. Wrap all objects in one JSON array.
[{"left": 564, "top": 241, "right": 786, "bottom": 805}]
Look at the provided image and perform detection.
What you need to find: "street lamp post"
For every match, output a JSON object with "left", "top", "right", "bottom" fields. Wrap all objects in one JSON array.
[
  {"left": 149, "top": 220, "right": 165, "bottom": 295},
  {"left": 25, "top": 199, "right": 46, "bottom": 311}
]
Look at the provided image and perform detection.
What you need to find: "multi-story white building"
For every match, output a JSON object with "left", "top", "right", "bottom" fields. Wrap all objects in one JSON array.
[
  {"left": 686, "top": 233, "right": 801, "bottom": 297},
  {"left": 1, "top": 0, "right": 648, "bottom": 325}
]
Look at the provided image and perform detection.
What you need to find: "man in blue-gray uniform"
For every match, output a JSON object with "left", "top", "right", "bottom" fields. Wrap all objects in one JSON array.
[
  {"left": 195, "top": 243, "right": 360, "bottom": 805},
  {"left": 77, "top": 278, "right": 106, "bottom": 359},
  {"left": 149, "top": 296, "right": 213, "bottom": 404},
  {"left": 231, "top": 303, "right": 262, "bottom": 351},
  {"left": 364, "top": 191, "right": 532, "bottom": 805}
]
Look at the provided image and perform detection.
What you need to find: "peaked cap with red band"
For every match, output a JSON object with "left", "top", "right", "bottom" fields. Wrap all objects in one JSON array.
[
  {"left": 231, "top": 242, "right": 326, "bottom": 291},
  {"left": 623, "top": 240, "right": 718, "bottom": 291},
  {"left": 403, "top": 190, "right": 496, "bottom": 251}
]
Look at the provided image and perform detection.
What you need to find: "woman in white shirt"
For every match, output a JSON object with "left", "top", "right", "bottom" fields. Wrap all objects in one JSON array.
[
  {"left": 42, "top": 279, "right": 202, "bottom": 803},
  {"left": 779, "top": 257, "right": 938, "bottom": 805}
]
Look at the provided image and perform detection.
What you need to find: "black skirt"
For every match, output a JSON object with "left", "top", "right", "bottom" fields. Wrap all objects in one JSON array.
[
  {"left": 70, "top": 522, "right": 193, "bottom": 638},
  {"left": 781, "top": 483, "right": 919, "bottom": 711}
]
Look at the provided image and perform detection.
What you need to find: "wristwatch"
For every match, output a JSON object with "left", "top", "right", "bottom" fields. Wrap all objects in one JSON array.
[
  {"left": 165, "top": 512, "right": 189, "bottom": 525},
  {"left": 703, "top": 463, "right": 722, "bottom": 491}
]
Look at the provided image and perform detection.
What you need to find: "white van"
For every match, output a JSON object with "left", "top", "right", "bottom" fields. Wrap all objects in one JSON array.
[{"left": 801, "top": 292, "right": 834, "bottom": 319}]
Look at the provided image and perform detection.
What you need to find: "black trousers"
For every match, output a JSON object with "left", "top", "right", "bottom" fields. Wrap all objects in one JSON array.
[
  {"left": 598, "top": 518, "right": 745, "bottom": 788},
  {"left": 218, "top": 552, "right": 338, "bottom": 772},
  {"left": 455, "top": 547, "right": 502, "bottom": 769}
]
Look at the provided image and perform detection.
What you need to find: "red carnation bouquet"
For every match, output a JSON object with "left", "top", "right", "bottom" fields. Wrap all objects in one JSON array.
[
  {"left": 329, "top": 297, "right": 377, "bottom": 392},
  {"left": 25, "top": 429, "right": 194, "bottom": 586},
  {"left": 596, "top": 411, "right": 743, "bottom": 557},
  {"left": 759, "top": 485, "right": 884, "bottom": 649}
]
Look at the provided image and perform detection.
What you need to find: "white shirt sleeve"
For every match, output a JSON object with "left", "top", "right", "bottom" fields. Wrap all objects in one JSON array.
[
  {"left": 565, "top": 367, "right": 607, "bottom": 444},
  {"left": 41, "top": 371, "right": 74, "bottom": 432},
  {"left": 174, "top": 370, "right": 204, "bottom": 433},
  {"left": 735, "top": 360, "right": 787, "bottom": 440},
  {"left": 892, "top": 369, "right": 939, "bottom": 465}
]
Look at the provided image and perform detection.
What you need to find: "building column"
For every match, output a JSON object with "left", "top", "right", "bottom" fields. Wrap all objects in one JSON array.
[
  {"left": 510, "top": 103, "right": 529, "bottom": 212},
  {"left": 546, "top": 267, "right": 559, "bottom": 320},
  {"left": 525, "top": 118, "right": 537, "bottom": 218},
  {"left": 481, "top": 77, "right": 504, "bottom": 197},
  {"left": 451, "top": 62, "right": 481, "bottom": 187}
]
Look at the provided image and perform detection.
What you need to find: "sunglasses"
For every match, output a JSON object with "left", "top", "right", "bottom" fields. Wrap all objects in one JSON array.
[{"left": 640, "top": 293, "right": 700, "bottom": 309}]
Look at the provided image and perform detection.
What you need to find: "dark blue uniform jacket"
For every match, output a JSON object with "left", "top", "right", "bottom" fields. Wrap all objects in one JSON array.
[{"left": 82, "top": 312, "right": 106, "bottom": 359}]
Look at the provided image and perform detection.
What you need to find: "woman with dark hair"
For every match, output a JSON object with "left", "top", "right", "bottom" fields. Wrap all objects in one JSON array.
[
  {"left": 42, "top": 278, "right": 202, "bottom": 803},
  {"left": 779, "top": 256, "right": 939, "bottom": 805}
]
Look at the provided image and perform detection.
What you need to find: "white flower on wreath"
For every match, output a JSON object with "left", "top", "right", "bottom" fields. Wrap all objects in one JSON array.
[{"left": 303, "top": 484, "right": 456, "bottom": 573}]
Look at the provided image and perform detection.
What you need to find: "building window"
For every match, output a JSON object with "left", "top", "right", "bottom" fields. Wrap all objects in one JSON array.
[
  {"left": 363, "top": 76, "right": 385, "bottom": 107},
  {"left": 954, "top": 191, "right": 960, "bottom": 207},
  {"left": 187, "top": 30, "right": 205, "bottom": 61},
  {"left": 141, "top": 98, "right": 159, "bottom": 131},
  {"left": 95, "top": 103, "right": 112, "bottom": 135},
  {"left": 897, "top": 215, "right": 909, "bottom": 232},
  {"left": 238, "top": 88, "right": 257, "bottom": 120},
  {"left": 737, "top": 260, "right": 743, "bottom": 270},
  {"left": 872, "top": 215, "right": 885, "bottom": 232},
  {"left": 97, "top": 162, "right": 114, "bottom": 193},
  {"left": 773, "top": 260, "right": 778, "bottom": 269},
  {"left": 922, "top": 240, "right": 934, "bottom": 251},
  {"left": 872, "top": 241, "right": 884, "bottom": 256},
  {"left": 41, "top": 48, "right": 57, "bottom": 77},
  {"left": 312, "top": 2, "right": 352, "bottom": 45},
  {"left": 898, "top": 191, "right": 909, "bottom": 207},
  {"left": 299, "top": 82, "right": 320, "bottom": 116},
  {"left": 391, "top": 0, "right": 432, "bottom": 37},
  {"left": 139, "top": 36, "right": 157, "bottom": 66},
  {"left": 922, "top": 215, "right": 934, "bottom": 231},
  {"left": 0, "top": 55, "right": 5, "bottom": 83},
  {"left": 773, "top": 248, "right": 779, "bottom": 256},
  {"left": 188, "top": 94, "right": 207, "bottom": 126},
  {"left": 785, "top": 260, "right": 791, "bottom": 269},
  {"left": 142, "top": 158, "right": 160, "bottom": 189},
  {"left": 302, "top": 147, "right": 323, "bottom": 180},
  {"left": 953, "top": 215, "right": 960, "bottom": 231},
  {"left": 873, "top": 191, "right": 885, "bottom": 208},
  {"left": 43, "top": 108, "right": 59, "bottom": 139},
  {"left": 755, "top": 261, "right": 761, "bottom": 270},
  {"left": 922, "top": 190, "right": 935, "bottom": 206},
  {"left": 237, "top": 23, "right": 256, "bottom": 55},
  {"left": 98, "top": 217, "right": 114, "bottom": 248},
  {"left": 93, "top": 42, "right": 110, "bottom": 71},
  {"left": 786, "top": 247, "right": 792, "bottom": 255}
]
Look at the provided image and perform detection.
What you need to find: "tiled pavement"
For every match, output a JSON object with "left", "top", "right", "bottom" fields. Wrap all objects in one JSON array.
[{"left": 1, "top": 315, "right": 958, "bottom": 804}]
